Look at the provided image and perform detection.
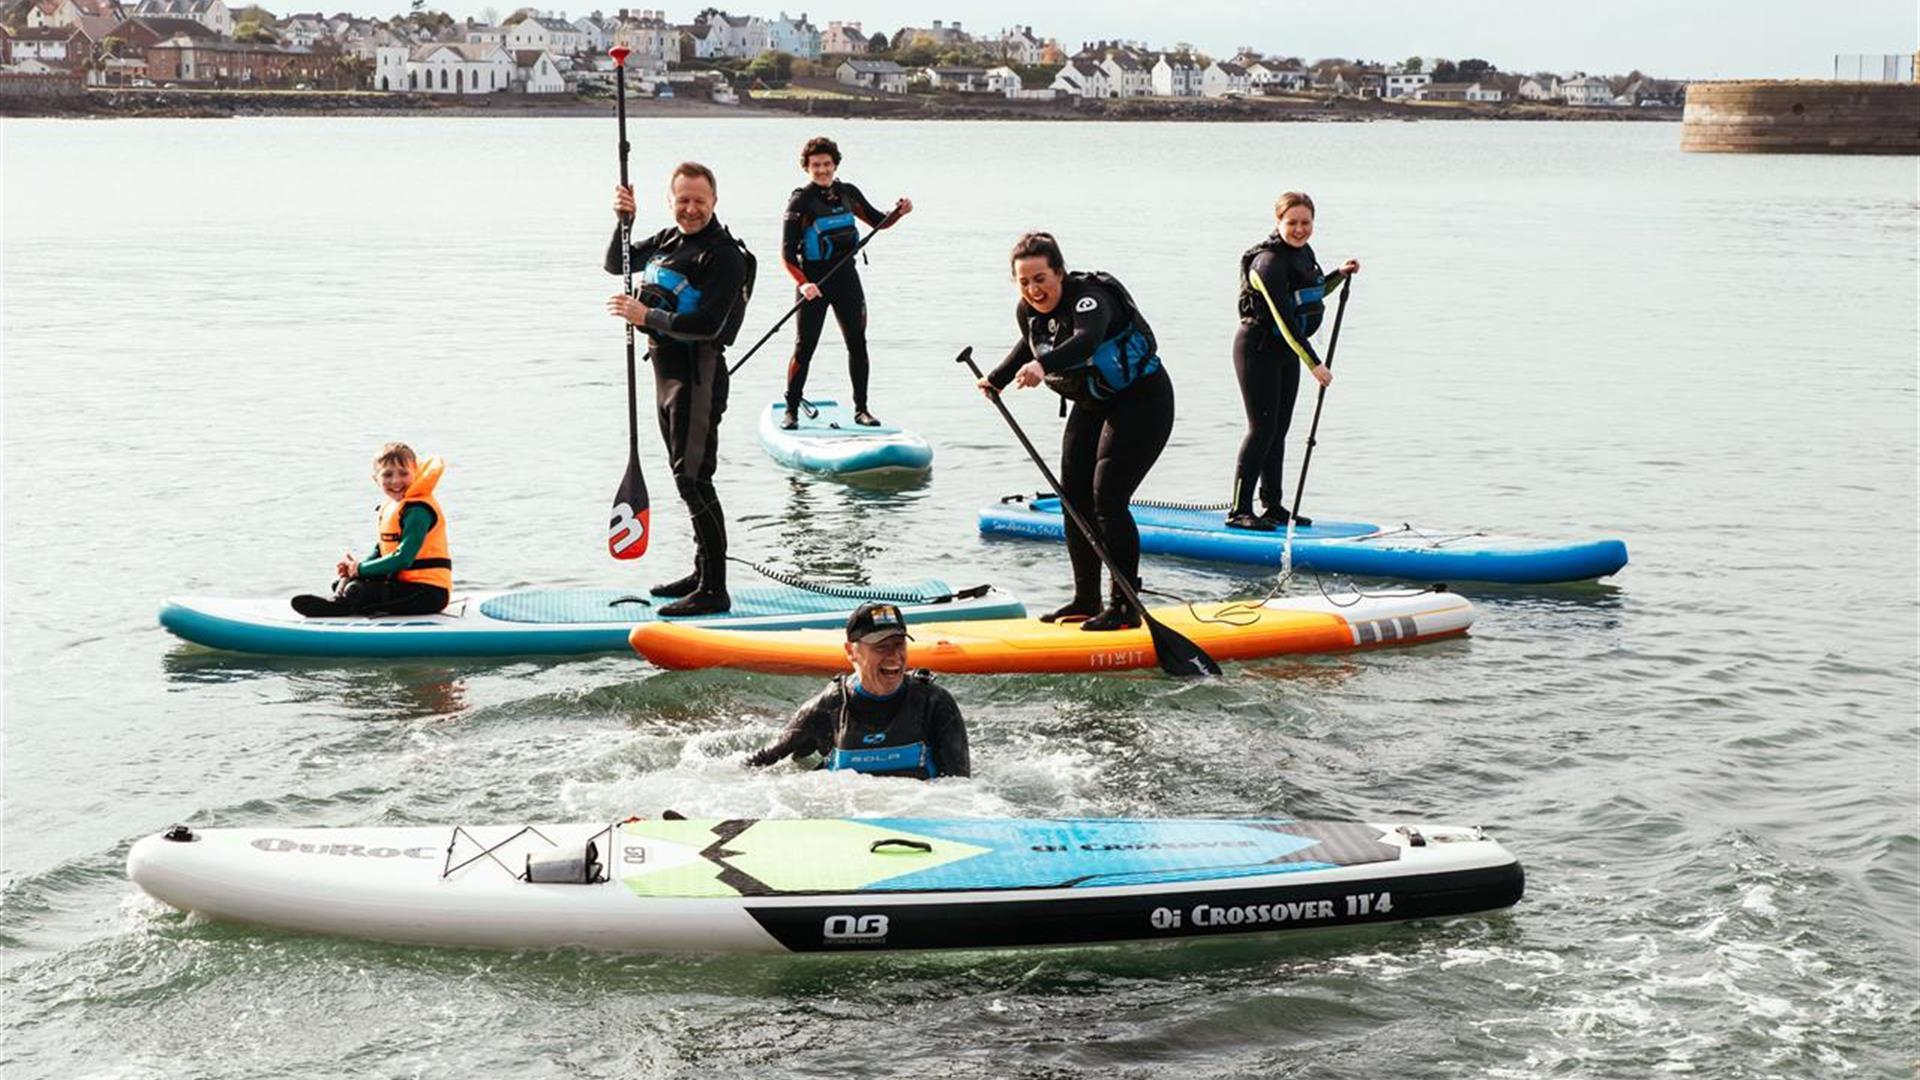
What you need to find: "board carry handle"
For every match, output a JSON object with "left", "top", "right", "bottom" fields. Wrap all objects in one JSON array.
[{"left": 870, "top": 838, "right": 933, "bottom": 855}]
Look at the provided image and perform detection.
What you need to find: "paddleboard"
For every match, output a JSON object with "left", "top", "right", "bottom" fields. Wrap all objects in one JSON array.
[
  {"left": 128, "top": 816, "right": 1523, "bottom": 954},
  {"left": 979, "top": 495, "right": 1629, "bottom": 584},
  {"left": 757, "top": 399, "right": 933, "bottom": 477},
  {"left": 160, "top": 580, "right": 1025, "bottom": 658},
  {"left": 631, "top": 589, "right": 1474, "bottom": 674}
]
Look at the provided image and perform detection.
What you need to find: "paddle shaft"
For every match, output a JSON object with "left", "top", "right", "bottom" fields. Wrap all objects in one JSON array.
[
  {"left": 727, "top": 217, "right": 891, "bottom": 377},
  {"left": 1287, "top": 277, "right": 1351, "bottom": 521},
  {"left": 614, "top": 55, "right": 638, "bottom": 463}
]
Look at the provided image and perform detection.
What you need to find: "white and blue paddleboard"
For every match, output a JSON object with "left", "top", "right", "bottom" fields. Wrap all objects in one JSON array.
[
  {"left": 129, "top": 816, "right": 1523, "bottom": 954},
  {"left": 979, "top": 495, "right": 1629, "bottom": 585},
  {"left": 757, "top": 399, "right": 932, "bottom": 478},
  {"left": 159, "top": 580, "right": 1024, "bottom": 659}
]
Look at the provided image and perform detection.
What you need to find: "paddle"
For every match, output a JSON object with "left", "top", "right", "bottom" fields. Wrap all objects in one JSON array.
[
  {"left": 607, "top": 46, "right": 649, "bottom": 560},
  {"left": 957, "top": 347, "right": 1220, "bottom": 678},
  {"left": 727, "top": 210, "right": 897, "bottom": 377},
  {"left": 1280, "top": 277, "right": 1352, "bottom": 579}
]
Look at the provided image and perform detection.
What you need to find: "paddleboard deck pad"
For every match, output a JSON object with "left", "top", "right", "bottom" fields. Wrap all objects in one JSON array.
[
  {"left": 160, "top": 580, "right": 1024, "bottom": 658},
  {"left": 757, "top": 399, "right": 933, "bottom": 477},
  {"left": 128, "top": 817, "right": 1523, "bottom": 954},
  {"left": 631, "top": 588, "right": 1474, "bottom": 674},
  {"left": 979, "top": 495, "right": 1629, "bottom": 584}
]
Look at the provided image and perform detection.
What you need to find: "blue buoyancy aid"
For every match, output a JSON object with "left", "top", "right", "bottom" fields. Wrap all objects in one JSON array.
[
  {"left": 820, "top": 673, "right": 940, "bottom": 780},
  {"left": 801, "top": 208, "right": 860, "bottom": 263},
  {"left": 639, "top": 257, "right": 702, "bottom": 315},
  {"left": 1042, "top": 271, "right": 1163, "bottom": 403}
]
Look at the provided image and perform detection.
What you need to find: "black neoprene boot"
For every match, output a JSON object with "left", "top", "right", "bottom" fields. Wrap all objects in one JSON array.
[
  {"left": 1225, "top": 510, "right": 1276, "bottom": 531},
  {"left": 1080, "top": 577, "right": 1143, "bottom": 632},
  {"left": 1040, "top": 597, "right": 1101, "bottom": 623},
  {"left": 650, "top": 569, "right": 701, "bottom": 598},
  {"left": 658, "top": 555, "right": 729, "bottom": 617},
  {"left": 853, "top": 407, "right": 880, "bottom": 427},
  {"left": 1258, "top": 506, "right": 1312, "bottom": 529}
]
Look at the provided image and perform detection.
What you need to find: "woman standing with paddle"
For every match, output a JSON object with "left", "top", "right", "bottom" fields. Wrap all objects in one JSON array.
[
  {"left": 1229, "top": 191, "right": 1359, "bottom": 531},
  {"left": 976, "top": 232, "right": 1173, "bottom": 632}
]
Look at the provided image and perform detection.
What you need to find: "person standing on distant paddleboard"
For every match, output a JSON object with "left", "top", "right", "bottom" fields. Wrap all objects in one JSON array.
[
  {"left": 606, "top": 161, "right": 752, "bottom": 617},
  {"left": 746, "top": 603, "right": 971, "bottom": 780},
  {"left": 1228, "top": 191, "right": 1359, "bottom": 531},
  {"left": 976, "top": 232, "right": 1173, "bottom": 633},
  {"left": 780, "top": 135, "right": 912, "bottom": 431}
]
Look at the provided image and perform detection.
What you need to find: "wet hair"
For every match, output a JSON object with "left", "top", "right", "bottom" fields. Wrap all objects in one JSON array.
[
  {"left": 373, "top": 442, "right": 417, "bottom": 470},
  {"left": 1275, "top": 191, "right": 1316, "bottom": 219},
  {"left": 1009, "top": 231, "right": 1065, "bottom": 273},
  {"left": 800, "top": 136, "right": 842, "bottom": 166},
  {"left": 671, "top": 161, "right": 717, "bottom": 193}
]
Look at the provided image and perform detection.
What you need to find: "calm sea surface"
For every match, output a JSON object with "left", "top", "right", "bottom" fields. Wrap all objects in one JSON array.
[{"left": 3, "top": 116, "right": 1916, "bottom": 1079}]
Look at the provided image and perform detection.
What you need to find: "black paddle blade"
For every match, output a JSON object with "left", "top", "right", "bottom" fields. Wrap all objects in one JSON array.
[
  {"left": 609, "top": 457, "right": 650, "bottom": 560},
  {"left": 1145, "top": 613, "right": 1222, "bottom": 677}
]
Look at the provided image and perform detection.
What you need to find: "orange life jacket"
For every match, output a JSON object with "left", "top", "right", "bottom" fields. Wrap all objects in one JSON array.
[{"left": 377, "top": 455, "right": 452, "bottom": 591}]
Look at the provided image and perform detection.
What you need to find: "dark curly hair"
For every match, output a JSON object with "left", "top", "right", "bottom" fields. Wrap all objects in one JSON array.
[{"left": 800, "top": 136, "right": 842, "bottom": 166}]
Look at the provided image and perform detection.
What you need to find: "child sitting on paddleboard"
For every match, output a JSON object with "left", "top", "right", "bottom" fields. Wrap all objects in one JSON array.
[{"left": 291, "top": 442, "right": 452, "bottom": 618}]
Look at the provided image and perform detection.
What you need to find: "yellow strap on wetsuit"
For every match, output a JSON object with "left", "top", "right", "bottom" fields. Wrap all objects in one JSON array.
[{"left": 1248, "top": 269, "right": 1344, "bottom": 372}]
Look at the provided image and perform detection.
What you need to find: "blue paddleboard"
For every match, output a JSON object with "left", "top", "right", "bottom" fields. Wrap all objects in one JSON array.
[
  {"left": 757, "top": 399, "right": 932, "bottom": 477},
  {"left": 978, "top": 495, "right": 1628, "bottom": 585}
]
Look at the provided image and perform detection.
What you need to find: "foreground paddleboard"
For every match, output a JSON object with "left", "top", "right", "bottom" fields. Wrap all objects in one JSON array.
[
  {"left": 631, "top": 589, "right": 1474, "bottom": 674},
  {"left": 979, "top": 496, "right": 1629, "bottom": 584},
  {"left": 757, "top": 399, "right": 933, "bottom": 478},
  {"left": 128, "top": 816, "right": 1522, "bottom": 954},
  {"left": 160, "top": 581, "right": 1024, "bottom": 658}
]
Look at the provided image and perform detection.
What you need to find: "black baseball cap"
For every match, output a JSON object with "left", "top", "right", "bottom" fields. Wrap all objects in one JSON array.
[{"left": 845, "top": 602, "right": 913, "bottom": 644}]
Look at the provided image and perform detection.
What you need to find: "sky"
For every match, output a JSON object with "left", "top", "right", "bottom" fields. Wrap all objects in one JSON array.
[{"left": 399, "top": 0, "right": 1918, "bottom": 80}]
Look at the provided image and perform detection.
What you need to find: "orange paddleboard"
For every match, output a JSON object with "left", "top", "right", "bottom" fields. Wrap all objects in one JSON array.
[{"left": 630, "top": 590, "right": 1474, "bottom": 675}]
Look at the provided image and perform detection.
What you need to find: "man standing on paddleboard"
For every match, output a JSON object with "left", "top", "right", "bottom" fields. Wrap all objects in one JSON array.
[
  {"left": 606, "top": 162, "right": 753, "bottom": 617},
  {"left": 746, "top": 603, "right": 971, "bottom": 780}
]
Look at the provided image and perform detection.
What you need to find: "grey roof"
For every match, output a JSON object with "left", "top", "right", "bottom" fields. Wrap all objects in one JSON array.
[
  {"left": 1213, "top": 61, "right": 1247, "bottom": 76},
  {"left": 841, "top": 57, "right": 903, "bottom": 73}
]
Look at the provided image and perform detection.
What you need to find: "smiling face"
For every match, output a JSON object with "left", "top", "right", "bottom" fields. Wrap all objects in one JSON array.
[
  {"left": 668, "top": 172, "right": 716, "bottom": 234},
  {"left": 844, "top": 634, "right": 909, "bottom": 697},
  {"left": 804, "top": 152, "right": 837, "bottom": 187},
  {"left": 1277, "top": 203, "right": 1315, "bottom": 247},
  {"left": 1013, "top": 254, "right": 1064, "bottom": 314},
  {"left": 374, "top": 460, "right": 415, "bottom": 501}
]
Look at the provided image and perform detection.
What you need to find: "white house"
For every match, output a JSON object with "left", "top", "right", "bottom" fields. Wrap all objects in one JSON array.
[
  {"left": 1466, "top": 82, "right": 1504, "bottom": 103},
  {"left": 1516, "top": 77, "right": 1555, "bottom": 101},
  {"left": 835, "top": 56, "right": 904, "bottom": 93},
  {"left": 1202, "top": 60, "right": 1250, "bottom": 98},
  {"left": 1099, "top": 49, "right": 1152, "bottom": 97},
  {"left": 8, "top": 26, "right": 79, "bottom": 61},
  {"left": 1247, "top": 60, "right": 1309, "bottom": 91},
  {"left": 377, "top": 41, "right": 512, "bottom": 94},
  {"left": 819, "top": 20, "right": 864, "bottom": 54},
  {"left": 694, "top": 11, "right": 765, "bottom": 59},
  {"left": 924, "top": 65, "right": 988, "bottom": 92},
  {"left": 127, "top": 0, "right": 226, "bottom": 34},
  {"left": 611, "top": 11, "right": 677, "bottom": 71},
  {"left": 465, "top": 24, "right": 507, "bottom": 47},
  {"left": 1150, "top": 53, "right": 1201, "bottom": 97},
  {"left": 766, "top": 10, "right": 817, "bottom": 59},
  {"left": 571, "top": 14, "right": 608, "bottom": 53},
  {"left": 507, "top": 16, "right": 584, "bottom": 58},
  {"left": 1559, "top": 74, "right": 1614, "bottom": 105},
  {"left": 29, "top": 0, "right": 123, "bottom": 29},
  {"left": 1000, "top": 24, "right": 1044, "bottom": 65},
  {"left": 1050, "top": 57, "right": 1108, "bottom": 98},
  {"left": 1385, "top": 70, "right": 1430, "bottom": 98},
  {"left": 277, "top": 11, "right": 330, "bottom": 47},
  {"left": 512, "top": 47, "right": 564, "bottom": 91}
]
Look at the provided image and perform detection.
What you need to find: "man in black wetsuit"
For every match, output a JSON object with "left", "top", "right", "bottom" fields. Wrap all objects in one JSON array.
[
  {"left": 606, "top": 161, "right": 749, "bottom": 617},
  {"left": 780, "top": 135, "right": 911, "bottom": 430},
  {"left": 746, "top": 603, "right": 971, "bottom": 780},
  {"left": 976, "top": 232, "right": 1174, "bottom": 632}
]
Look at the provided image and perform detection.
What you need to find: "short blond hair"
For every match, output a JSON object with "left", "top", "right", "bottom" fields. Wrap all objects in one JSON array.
[{"left": 373, "top": 442, "right": 417, "bottom": 470}]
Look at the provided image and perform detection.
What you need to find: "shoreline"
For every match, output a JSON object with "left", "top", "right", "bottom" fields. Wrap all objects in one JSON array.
[{"left": 1, "top": 86, "right": 1681, "bottom": 122}]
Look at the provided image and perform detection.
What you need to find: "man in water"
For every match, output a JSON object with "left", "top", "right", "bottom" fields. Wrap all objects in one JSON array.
[{"left": 746, "top": 603, "right": 971, "bottom": 779}]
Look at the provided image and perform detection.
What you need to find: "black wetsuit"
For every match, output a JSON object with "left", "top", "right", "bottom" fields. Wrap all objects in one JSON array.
[
  {"left": 987, "top": 274, "right": 1174, "bottom": 610},
  {"left": 747, "top": 671, "right": 971, "bottom": 780},
  {"left": 782, "top": 180, "right": 891, "bottom": 412},
  {"left": 1233, "top": 236, "right": 1345, "bottom": 519},
  {"left": 605, "top": 218, "right": 747, "bottom": 592}
]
